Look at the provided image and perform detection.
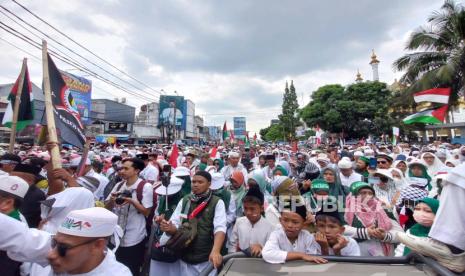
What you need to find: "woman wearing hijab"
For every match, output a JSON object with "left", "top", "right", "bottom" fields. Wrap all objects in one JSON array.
[
  {"left": 321, "top": 167, "right": 349, "bottom": 206},
  {"left": 265, "top": 176, "right": 302, "bottom": 228},
  {"left": 248, "top": 170, "right": 272, "bottom": 204},
  {"left": 407, "top": 159, "right": 432, "bottom": 191},
  {"left": 395, "top": 198, "right": 439, "bottom": 256},
  {"left": 370, "top": 169, "right": 399, "bottom": 209},
  {"left": 420, "top": 152, "right": 447, "bottom": 177},
  {"left": 213, "top": 158, "right": 224, "bottom": 172},
  {"left": 393, "top": 160, "right": 408, "bottom": 177},
  {"left": 389, "top": 168, "right": 409, "bottom": 190},
  {"left": 229, "top": 171, "right": 247, "bottom": 217},
  {"left": 344, "top": 182, "right": 403, "bottom": 257}
]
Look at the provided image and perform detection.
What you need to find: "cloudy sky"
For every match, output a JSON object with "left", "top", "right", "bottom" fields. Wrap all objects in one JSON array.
[{"left": 0, "top": 0, "right": 452, "bottom": 134}]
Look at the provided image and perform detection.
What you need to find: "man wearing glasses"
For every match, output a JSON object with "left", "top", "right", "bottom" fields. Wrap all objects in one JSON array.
[
  {"left": 0, "top": 207, "right": 131, "bottom": 275},
  {"left": 376, "top": 154, "right": 393, "bottom": 169}
]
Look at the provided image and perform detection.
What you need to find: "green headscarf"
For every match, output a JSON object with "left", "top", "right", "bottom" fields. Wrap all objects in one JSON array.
[
  {"left": 273, "top": 165, "right": 288, "bottom": 176},
  {"left": 198, "top": 163, "right": 207, "bottom": 171},
  {"left": 408, "top": 163, "right": 432, "bottom": 190},
  {"left": 321, "top": 167, "right": 349, "bottom": 201},
  {"left": 214, "top": 158, "right": 224, "bottom": 171},
  {"left": 403, "top": 198, "right": 440, "bottom": 255},
  {"left": 249, "top": 171, "right": 272, "bottom": 194},
  {"left": 230, "top": 184, "right": 247, "bottom": 217}
]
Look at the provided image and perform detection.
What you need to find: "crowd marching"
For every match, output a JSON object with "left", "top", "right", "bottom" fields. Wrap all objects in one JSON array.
[{"left": 0, "top": 141, "right": 464, "bottom": 275}]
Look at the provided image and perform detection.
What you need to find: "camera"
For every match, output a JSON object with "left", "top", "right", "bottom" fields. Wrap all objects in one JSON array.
[{"left": 115, "top": 190, "right": 132, "bottom": 205}]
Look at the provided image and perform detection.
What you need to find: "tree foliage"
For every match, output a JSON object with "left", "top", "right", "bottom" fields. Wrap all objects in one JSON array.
[
  {"left": 259, "top": 123, "right": 285, "bottom": 142},
  {"left": 278, "top": 81, "right": 299, "bottom": 140},
  {"left": 300, "top": 82, "right": 394, "bottom": 139},
  {"left": 392, "top": 0, "right": 465, "bottom": 106}
]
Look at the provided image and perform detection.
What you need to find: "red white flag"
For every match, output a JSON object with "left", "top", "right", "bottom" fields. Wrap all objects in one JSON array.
[
  {"left": 414, "top": 88, "right": 450, "bottom": 104},
  {"left": 169, "top": 143, "right": 179, "bottom": 168}
]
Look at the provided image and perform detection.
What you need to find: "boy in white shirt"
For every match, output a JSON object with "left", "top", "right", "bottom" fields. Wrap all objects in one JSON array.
[
  {"left": 229, "top": 186, "right": 274, "bottom": 256},
  {"left": 262, "top": 200, "right": 328, "bottom": 264},
  {"left": 314, "top": 211, "right": 361, "bottom": 256}
]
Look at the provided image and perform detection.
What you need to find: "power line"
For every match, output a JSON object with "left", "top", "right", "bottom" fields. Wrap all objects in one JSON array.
[
  {"left": 0, "top": 5, "right": 162, "bottom": 98},
  {"left": 0, "top": 23, "right": 160, "bottom": 103},
  {"left": 9, "top": 0, "right": 165, "bottom": 96}
]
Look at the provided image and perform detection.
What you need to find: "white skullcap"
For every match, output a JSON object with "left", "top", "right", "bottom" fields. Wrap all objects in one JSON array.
[
  {"left": 58, "top": 207, "right": 121, "bottom": 238},
  {"left": 211, "top": 172, "right": 225, "bottom": 190},
  {"left": 155, "top": 176, "right": 184, "bottom": 195},
  {"left": 353, "top": 151, "right": 363, "bottom": 157},
  {"left": 228, "top": 151, "right": 240, "bottom": 158},
  {"left": 70, "top": 156, "right": 91, "bottom": 167},
  {"left": 364, "top": 149, "right": 375, "bottom": 156},
  {"left": 338, "top": 159, "right": 352, "bottom": 169},
  {"left": 0, "top": 175, "right": 29, "bottom": 198}
]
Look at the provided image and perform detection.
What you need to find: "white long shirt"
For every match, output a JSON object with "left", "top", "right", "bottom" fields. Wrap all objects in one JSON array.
[
  {"left": 86, "top": 169, "right": 110, "bottom": 201},
  {"left": 140, "top": 163, "right": 159, "bottom": 183},
  {"left": 229, "top": 216, "right": 275, "bottom": 253},
  {"left": 0, "top": 213, "right": 131, "bottom": 276},
  {"left": 262, "top": 228, "right": 321, "bottom": 264},
  {"left": 339, "top": 171, "right": 362, "bottom": 188}
]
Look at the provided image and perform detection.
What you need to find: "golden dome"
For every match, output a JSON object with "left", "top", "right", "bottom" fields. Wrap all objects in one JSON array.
[
  {"left": 369, "top": 49, "right": 380, "bottom": 64},
  {"left": 355, "top": 69, "right": 363, "bottom": 81}
]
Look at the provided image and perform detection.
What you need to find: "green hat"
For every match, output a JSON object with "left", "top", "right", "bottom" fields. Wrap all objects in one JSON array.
[
  {"left": 419, "top": 198, "right": 440, "bottom": 214},
  {"left": 311, "top": 179, "right": 330, "bottom": 193},
  {"left": 350, "top": 181, "right": 374, "bottom": 195},
  {"left": 359, "top": 156, "right": 370, "bottom": 164}
]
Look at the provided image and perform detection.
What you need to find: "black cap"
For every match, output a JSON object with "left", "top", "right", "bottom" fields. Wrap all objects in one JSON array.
[
  {"left": 244, "top": 185, "right": 264, "bottom": 205},
  {"left": 0, "top": 153, "right": 21, "bottom": 163},
  {"left": 265, "top": 154, "right": 275, "bottom": 161}
]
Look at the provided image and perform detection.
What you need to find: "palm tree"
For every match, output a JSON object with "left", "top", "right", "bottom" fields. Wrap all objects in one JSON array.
[{"left": 393, "top": 0, "right": 465, "bottom": 106}]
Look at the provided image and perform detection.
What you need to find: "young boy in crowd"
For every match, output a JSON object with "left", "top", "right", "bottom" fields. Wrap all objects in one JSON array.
[
  {"left": 229, "top": 186, "right": 274, "bottom": 256},
  {"left": 262, "top": 199, "right": 328, "bottom": 264},
  {"left": 314, "top": 211, "right": 361, "bottom": 256}
]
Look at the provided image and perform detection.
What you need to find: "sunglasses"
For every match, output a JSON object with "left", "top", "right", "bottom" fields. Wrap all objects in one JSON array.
[
  {"left": 52, "top": 237, "right": 99, "bottom": 257},
  {"left": 377, "top": 160, "right": 388, "bottom": 164}
]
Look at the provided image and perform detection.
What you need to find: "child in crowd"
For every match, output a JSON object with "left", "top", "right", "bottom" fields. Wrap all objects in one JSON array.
[
  {"left": 262, "top": 200, "right": 328, "bottom": 264},
  {"left": 229, "top": 186, "right": 274, "bottom": 256},
  {"left": 314, "top": 211, "right": 361, "bottom": 256}
]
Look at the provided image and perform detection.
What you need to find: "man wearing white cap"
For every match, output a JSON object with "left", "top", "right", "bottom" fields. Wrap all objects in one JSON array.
[
  {"left": 338, "top": 158, "right": 361, "bottom": 188},
  {"left": 0, "top": 175, "right": 30, "bottom": 276},
  {"left": 220, "top": 151, "right": 248, "bottom": 184},
  {"left": 0, "top": 207, "right": 131, "bottom": 275}
]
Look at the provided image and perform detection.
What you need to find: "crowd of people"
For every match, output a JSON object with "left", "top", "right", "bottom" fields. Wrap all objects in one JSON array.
[{"left": 0, "top": 141, "right": 464, "bottom": 275}]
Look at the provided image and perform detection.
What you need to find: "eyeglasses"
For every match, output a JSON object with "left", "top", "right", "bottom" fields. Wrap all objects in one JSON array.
[
  {"left": 51, "top": 237, "right": 99, "bottom": 257},
  {"left": 377, "top": 160, "right": 388, "bottom": 164}
]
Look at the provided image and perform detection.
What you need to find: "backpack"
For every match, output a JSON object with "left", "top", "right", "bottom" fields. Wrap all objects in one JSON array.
[{"left": 115, "top": 179, "right": 158, "bottom": 234}]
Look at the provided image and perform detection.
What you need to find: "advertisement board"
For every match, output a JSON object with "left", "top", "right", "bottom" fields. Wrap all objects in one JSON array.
[
  {"left": 61, "top": 71, "right": 92, "bottom": 125},
  {"left": 159, "top": 95, "right": 186, "bottom": 130},
  {"left": 233, "top": 117, "right": 246, "bottom": 139}
]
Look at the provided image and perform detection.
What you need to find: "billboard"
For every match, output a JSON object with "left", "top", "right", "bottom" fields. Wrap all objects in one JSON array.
[
  {"left": 61, "top": 71, "right": 92, "bottom": 125},
  {"left": 159, "top": 95, "right": 186, "bottom": 130},
  {"left": 233, "top": 117, "right": 246, "bottom": 139}
]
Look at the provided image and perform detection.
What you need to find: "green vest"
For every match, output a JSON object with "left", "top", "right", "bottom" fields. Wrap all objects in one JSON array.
[{"left": 181, "top": 194, "right": 220, "bottom": 264}]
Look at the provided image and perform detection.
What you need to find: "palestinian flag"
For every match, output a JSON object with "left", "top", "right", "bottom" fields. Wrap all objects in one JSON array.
[
  {"left": 414, "top": 88, "right": 450, "bottom": 104},
  {"left": 222, "top": 121, "right": 229, "bottom": 142},
  {"left": 244, "top": 132, "right": 250, "bottom": 147},
  {"left": 230, "top": 130, "right": 235, "bottom": 142},
  {"left": 2, "top": 62, "right": 34, "bottom": 131},
  {"left": 253, "top": 133, "right": 258, "bottom": 145},
  {"left": 403, "top": 105, "right": 448, "bottom": 125}
]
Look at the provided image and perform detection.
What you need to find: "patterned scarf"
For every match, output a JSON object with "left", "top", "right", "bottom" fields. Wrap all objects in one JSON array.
[{"left": 189, "top": 189, "right": 212, "bottom": 203}]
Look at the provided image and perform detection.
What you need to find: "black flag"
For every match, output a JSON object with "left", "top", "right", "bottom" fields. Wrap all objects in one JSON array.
[{"left": 46, "top": 53, "right": 86, "bottom": 149}]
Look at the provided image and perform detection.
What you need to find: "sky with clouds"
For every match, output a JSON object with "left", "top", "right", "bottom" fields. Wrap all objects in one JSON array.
[{"left": 0, "top": 0, "right": 454, "bottom": 134}]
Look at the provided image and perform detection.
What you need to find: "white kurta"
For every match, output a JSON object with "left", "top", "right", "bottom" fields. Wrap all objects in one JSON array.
[
  {"left": 262, "top": 228, "right": 321, "bottom": 264},
  {"left": 324, "top": 237, "right": 361, "bottom": 256},
  {"left": 228, "top": 216, "right": 275, "bottom": 253},
  {"left": 339, "top": 172, "right": 362, "bottom": 188},
  {"left": 0, "top": 214, "right": 131, "bottom": 275}
]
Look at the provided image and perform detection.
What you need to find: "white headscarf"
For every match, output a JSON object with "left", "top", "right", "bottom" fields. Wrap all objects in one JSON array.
[
  {"left": 389, "top": 167, "right": 409, "bottom": 190},
  {"left": 420, "top": 152, "right": 447, "bottom": 177}
]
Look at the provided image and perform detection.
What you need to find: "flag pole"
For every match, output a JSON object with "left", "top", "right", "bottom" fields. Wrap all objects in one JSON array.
[
  {"left": 42, "top": 40, "right": 62, "bottom": 169},
  {"left": 8, "top": 58, "right": 27, "bottom": 153}
]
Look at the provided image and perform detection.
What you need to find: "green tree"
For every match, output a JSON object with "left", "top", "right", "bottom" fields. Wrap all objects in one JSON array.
[
  {"left": 393, "top": 0, "right": 465, "bottom": 106},
  {"left": 262, "top": 124, "right": 285, "bottom": 142},
  {"left": 300, "top": 82, "right": 393, "bottom": 139},
  {"left": 278, "top": 81, "right": 299, "bottom": 141}
]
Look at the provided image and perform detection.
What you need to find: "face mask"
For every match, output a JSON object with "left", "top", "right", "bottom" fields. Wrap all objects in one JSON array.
[
  {"left": 413, "top": 210, "right": 435, "bottom": 227},
  {"left": 368, "top": 177, "right": 381, "bottom": 185}
]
